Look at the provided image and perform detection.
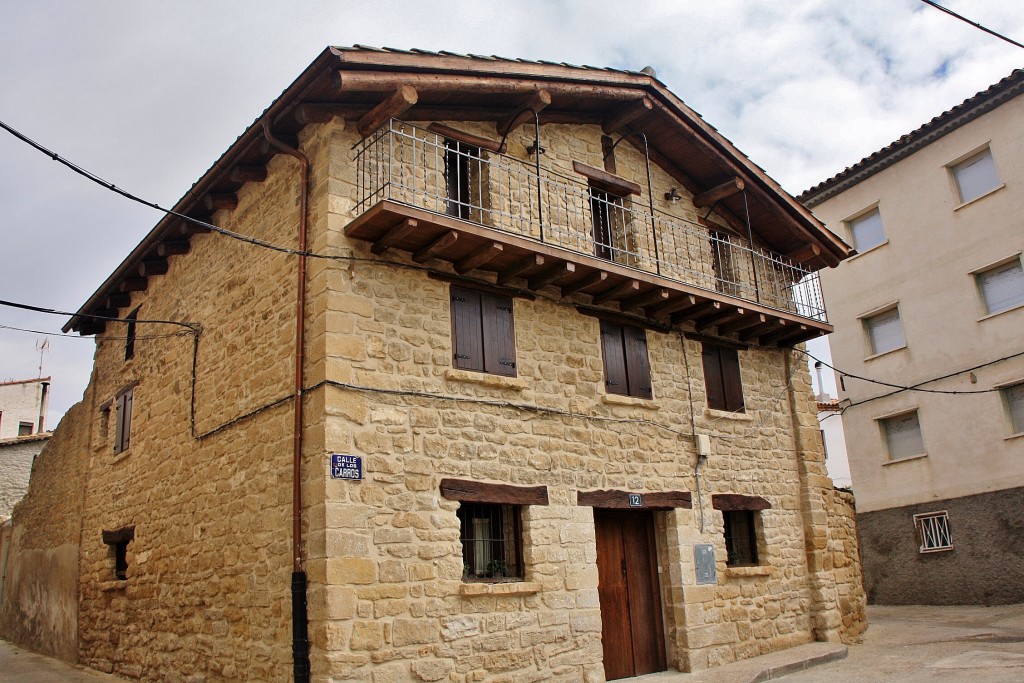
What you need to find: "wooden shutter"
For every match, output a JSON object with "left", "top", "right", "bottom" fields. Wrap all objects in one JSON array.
[
  {"left": 623, "top": 326, "right": 653, "bottom": 399},
  {"left": 721, "top": 348, "right": 744, "bottom": 412},
  {"left": 481, "top": 292, "right": 516, "bottom": 376},
  {"left": 702, "top": 345, "right": 726, "bottom": 410},
  {"left": 451, "top": 286, "right": 484, "bottom": 372},
  {"left": 600, "top": 320, "right": 628, "bottom": 395},
  {"left": 114, "top": 388, "right": 133, "bottom": 453}
]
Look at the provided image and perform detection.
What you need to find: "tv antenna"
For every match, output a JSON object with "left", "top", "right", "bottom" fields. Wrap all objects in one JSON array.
[{"left": 36, "top": 338, "right": 49, "bottom": 378}]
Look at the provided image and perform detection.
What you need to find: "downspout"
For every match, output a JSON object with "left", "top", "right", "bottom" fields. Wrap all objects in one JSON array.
[{"left": 261, "top": 120, "right": 311, "bottom": 683}]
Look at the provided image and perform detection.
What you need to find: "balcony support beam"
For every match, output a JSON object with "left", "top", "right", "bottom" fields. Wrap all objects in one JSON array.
[
  {"left": 497, "top": 254, "right": 545, "bottom": 285},
  {"left": 693, "top": 178, "right": 746, "bottom": 208},
  {"left": 497, "top": 90, "right": 551, "bottom": 137},
  {"left": 622, "top": 288, "right": 669, "bottom": 312},
  {"left": 740, "top": 320, "right": 784, "bottom": 342},
  {"left": 529, "top": 262, "right": 575, "bottom": 290},
  {"left": 695, "top": 306, "right": 744, "bottom": 331},
  {"left": 412, "top": 230, "right": 458, "bottom": 263},
  {"left": 718, "top": 312, "right": 767, "bottom": 335},
  {"left": 646, "top": 294, "right": 698, "bottom": 318},
  {"left": 371, "top": 218, "right": 418, "bottom": 255},
  {"left": 759, "top": 323, "right": 808, "bottom": 345},
  {"left": 455, "top": 242, "right": 503, "bottom": 274},
  {"left": 592, "top": 279, "right": 640, "bottom": 305},
  {"left": 561, "top": 270, "right": 608, "bottom": 297},
  {"left": 672, "top": 300, "right": 719, "bottom": 326}
]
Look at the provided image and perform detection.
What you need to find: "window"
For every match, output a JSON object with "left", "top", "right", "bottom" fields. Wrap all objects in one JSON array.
[
  {"left": 864, "top": 306, "right": 905, "bottom": 356},
  {"left": 723, "top": 510, "right": 759, "bottom": 566},
  {"left": 976, "top": 257, "right": 1024, "bottom": 315},
  {"left": 124, "top": 307, "right": 139, "bottom": 361},
  {"left": 1003, "top": 383, "right": 1024, "bottom": 435},
  {"left": 951, "top": 148, "right": 1000, "bottom": 203},
  {"left": 440, "top": 478, "right": 548, "bottom": 582},
  {"left": 18, "top": 421, "right": 33, "bottom": 436},
  {"left": 599, "top": 320, "right": 652, "bottom": 399},
  {"left": 913, "top": 511, "right": 952, "bottom": 553},
  {"left": 848, "top": 207, "right": 885, "bottom": 252},
  {"left": 712, "top": 494, "right": 770, "bottom": 567},
  {"left": 114, "top": 386, "right": 134, "bottom": 453},
  {"left": 702, "top": 343, "right": 744, "bottom": 412},
  {"left": 880, "top": 410, "right": 925, "bottom": 461},
  {"left": 102, "top": 527, "right": 135, "bottom": 580},
  {"left": 590, "top": 187, "right": 625, "bottom": 261},
  {"left": 457, "top": 502, "right": 523, "bottom": 580},
  {"left": 444, "top": 139, "right": 484, "bottom": 220},
  {"left": 450, "top": 285, "right": 516, "bottom": 377}
]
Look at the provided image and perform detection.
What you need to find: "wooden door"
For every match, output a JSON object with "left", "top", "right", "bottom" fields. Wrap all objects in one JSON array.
[{"left": 595, "top": 509, "right": 667, "bottom": 680}]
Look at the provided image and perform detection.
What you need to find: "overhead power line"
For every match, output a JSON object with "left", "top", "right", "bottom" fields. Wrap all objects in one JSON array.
[
  {"left": 919, "top": 0, "right": 1024, "bottom": 50},
  {"left": 0, "top": 298, "right": 198, "bottom": 332}
]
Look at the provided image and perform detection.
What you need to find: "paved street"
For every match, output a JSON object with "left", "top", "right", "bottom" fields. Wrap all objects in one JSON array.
[{"left": 3, "top": 604, "right": 1023, "bottom": 682}]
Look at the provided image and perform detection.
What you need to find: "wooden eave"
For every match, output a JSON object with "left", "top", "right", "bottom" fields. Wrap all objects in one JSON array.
[
  {"left": 66, "top": 46, "right": 850, "bottom": 335},
  {"left": 344, "top": 200, "right": 831, "bottom": 345}
]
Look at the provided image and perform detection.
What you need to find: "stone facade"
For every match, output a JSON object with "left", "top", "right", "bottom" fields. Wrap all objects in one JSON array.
[
  {"left": 0, "top": 432, "right": 49, "bottom": 518},
  {"left": 0, "top": 52, "right": 864, "bottom": 682}
]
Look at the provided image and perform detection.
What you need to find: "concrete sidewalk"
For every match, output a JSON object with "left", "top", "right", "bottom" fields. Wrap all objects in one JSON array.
[{"left": 0, "top": 640, "right": 125, "bottom": 682}]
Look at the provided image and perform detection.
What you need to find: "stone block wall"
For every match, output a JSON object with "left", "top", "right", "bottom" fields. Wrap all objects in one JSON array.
[{"left": 0, "top": 433, "right": 48, "bottom": 518}]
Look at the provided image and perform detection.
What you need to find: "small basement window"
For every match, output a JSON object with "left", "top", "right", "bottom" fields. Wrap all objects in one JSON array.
[
  {"left": 102, "top": 526, "right": 135, "bottom": 580},
  {"left": 712, "top": 494, "right": 771, "bottom": 568},
  {"left": 913, "top": 511, "right": 952, "bottom": 553}
]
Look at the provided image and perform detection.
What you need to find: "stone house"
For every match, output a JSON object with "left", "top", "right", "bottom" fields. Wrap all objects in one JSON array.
[
  {"left": 800, "top": 69, "right": 1024, "bottom": 605},
  {"left": 0, "top": 47, "right": 864, "bottom": 681}
]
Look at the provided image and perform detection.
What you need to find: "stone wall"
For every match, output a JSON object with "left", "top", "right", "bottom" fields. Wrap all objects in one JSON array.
[
  {"left": 826, "top": 489, "right": 867, "bottom": 641},
  {"left": 859, "top": 486, "right": 1024, "bottom": 605},
  {"left": 0, "top": 402, "right": 89, "bottom": 662}
]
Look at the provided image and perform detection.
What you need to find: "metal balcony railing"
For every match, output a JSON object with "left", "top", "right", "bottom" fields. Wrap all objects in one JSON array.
[{"left": 354, "top": 120, "right": 827, "bottom": 322}]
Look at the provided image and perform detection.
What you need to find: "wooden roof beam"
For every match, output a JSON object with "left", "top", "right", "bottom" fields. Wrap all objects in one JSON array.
[
  {"left": 357, "top": 85, "right": 418, "bottom": 137},
  {"left": 496, "top": 90, "right": 551, "bottom": 137},
  {"left": 106, "top": 293, "right": 131, "bottom": 310},
  {"left": 119, "top": 278, "right": 148, "bottom": 293},
  {"left": 157, "top": 240, "right": 191, "bottom": 258},
  {"left": 230, "top": 166, "right": 268, "bottom": 184},
  {"left": 693, "top": 178, "right": 745, "bottom": 209},
  {"left": 138, "top": 259, "right": 169, "bottom": 277},
  {"left": 204, "top": 193, "right": 237, "bottom": 212},
  {"left": 294, "top": 103, "right": 337, "bottom": 126},
  {"left": 335, "top": 71, "right": 648, "bottom": 100},
  {"left": 602, "top": 98, "right": 653, "bottom": 135}
]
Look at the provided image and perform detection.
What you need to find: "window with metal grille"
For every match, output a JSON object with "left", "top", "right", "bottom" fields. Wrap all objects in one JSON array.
[
  {"left": 914, "top": 511, "right": 953, "bottom": 553},
  {"left": 456, "top": 502, "right": 523, "bottom": 580},
  {"left": 976, "top": 257, "right": 1024, "bottom": 315},
  {"left": 864, "top": 306, "right": 905, "bottom": 356},
  {"left": 702, "top": 343, "right": 744, "bottom": 413},
  {"left": 951, "top": 148, "right": 1000, "bottom": 204},
  {"left": 600, "top": 320, "right": 652, "bottom": 399},
  {"left": 880, "top": 410, "right": 925, "bottom": 461},
  {"left": 723, "top": 510, "right": 759, "bottom": 567},
  {"left": 848, "top": 207, "right": 885, "bottom": 252},
  {"left": 450, "top": 285, "right": 516, "bottom": 377},
  {"left": 589, "top": 187, "right": 623, "bottom": 261}
]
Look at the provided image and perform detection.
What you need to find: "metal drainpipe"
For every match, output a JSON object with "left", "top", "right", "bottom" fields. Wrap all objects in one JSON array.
[{"left": 261, "top": 119, "right": 311, "bottom": 683}]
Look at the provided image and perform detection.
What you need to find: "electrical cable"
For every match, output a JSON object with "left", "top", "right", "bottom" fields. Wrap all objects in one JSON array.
[
  {"left": 0, "top": 322, "right": 190, "bottom": 341},
  {"left": 0, "top": 298, "right": 198, "bottom": 331},
  {"left": 919, "top": 0, "right": 1024, "bottom": 50}
]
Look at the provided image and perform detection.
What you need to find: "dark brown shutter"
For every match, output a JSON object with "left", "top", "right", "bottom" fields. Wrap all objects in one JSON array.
[
  {"left": 121, "top": 388, "right": 133, "bottom": 450},
  {"left": 623, "top": 327, "right": 652, "bottom": 399},
  {"left": 481, "top": 292, "right": 516, "bottom": 376},
  {"left": 702, "top": 345, "right": 726, "bottom": 411},
  {"left": 721, "top": 348, "right": 744, "bottom": 412},
  {"left": 600, "top": 320, "right": 627, "bottom": 395},
  {"left": 114, "top": 392, "right": 125, "bottom": 452},
  {"left": 451, "top": 286, "right": 484, "bottom": 372}
]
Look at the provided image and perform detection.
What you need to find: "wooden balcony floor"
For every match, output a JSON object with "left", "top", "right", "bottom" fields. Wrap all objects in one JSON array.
[{"left": 344, "top": 200, "right": 831, "bottom": 346}]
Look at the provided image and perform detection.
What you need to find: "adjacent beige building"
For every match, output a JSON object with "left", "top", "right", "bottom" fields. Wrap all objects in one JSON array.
[
  {"left": 0, "top": 377, "right": 50, "bottom": 439},
  {"left": 0, "top": 47, "right": 864, "bottom": 681},
  {"left": 801, "top": 69, "right": 1024, "bottom": 605}
]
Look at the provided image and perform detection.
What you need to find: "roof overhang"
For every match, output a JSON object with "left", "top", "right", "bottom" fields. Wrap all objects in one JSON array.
[{"left": 66, "top": 46, "right": 853, "bottom": 334}]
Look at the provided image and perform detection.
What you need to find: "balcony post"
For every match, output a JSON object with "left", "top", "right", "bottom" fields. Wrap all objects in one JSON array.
[{"left": 743, "top": 189, "right": 761, "bottom": 304}]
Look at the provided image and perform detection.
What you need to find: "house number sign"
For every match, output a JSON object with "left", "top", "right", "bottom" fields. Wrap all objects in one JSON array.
[
  {"left": 331, "top": 454, "right": 363, "bottom": 481},
  {"left": 628, "top": 493, "right": 643, "bottom": 507}
]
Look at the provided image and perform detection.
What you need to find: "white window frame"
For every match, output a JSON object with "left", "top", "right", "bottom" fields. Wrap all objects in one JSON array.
[
  {"left": 972, "top": 253, "right": 1024, "bottom": 317},
  {"left": 913, "top": 511, "right": 953, "bottom": 553},
  {"left": 845, "top": 205, "right": 886, "bottom": 254},
  {"left": 860, "top": 303, "right": 906, "bottom": 358},
  {"left": 949, "top": 145, "right": 1002, "bottom": 205},
  {"left": 997, "top": 380, "right": 1024, "bottom": 436},
  {"left": 878, "top": 409, "right": 926, "bottom": 462}
]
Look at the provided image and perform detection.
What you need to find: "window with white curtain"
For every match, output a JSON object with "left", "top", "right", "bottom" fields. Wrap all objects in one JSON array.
[
  {"left": 977, "top": 257, "right": 1024, "bottom": 315},
  {"left": 880, "top": 410, "right": 925, "bottom": 461},
  {"left": 951, "top": 148, "right": 1000, "bottom": 203},
  {"left": 864, "top": 306, "right": 906, "bottom": 356}
]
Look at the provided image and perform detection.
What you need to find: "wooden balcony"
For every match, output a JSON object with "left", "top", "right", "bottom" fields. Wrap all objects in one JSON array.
[{"left": 344, "top": 120, "right": 831, "bottom": 346}]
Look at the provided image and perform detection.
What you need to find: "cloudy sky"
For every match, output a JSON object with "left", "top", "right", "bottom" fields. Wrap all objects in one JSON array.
[{"left": 1, "top": 0, "right": 1022, "bottom": 427}]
